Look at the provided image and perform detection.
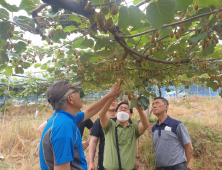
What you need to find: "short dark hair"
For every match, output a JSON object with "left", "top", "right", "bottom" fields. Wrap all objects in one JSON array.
[
  {"left": 154, "top": 97, "right": 169, "bottom": 106},
  {"left": 116, "top": 101, "right": 133, "bottom": 113}
]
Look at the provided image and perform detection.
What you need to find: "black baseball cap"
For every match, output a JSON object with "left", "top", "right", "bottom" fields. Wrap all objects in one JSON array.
[{"left": 47, "top": 81, "right": 81, "bottom": 104}]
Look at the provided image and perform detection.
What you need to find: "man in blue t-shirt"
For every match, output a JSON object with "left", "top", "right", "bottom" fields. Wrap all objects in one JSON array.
[{"left": 39, "top": 80, "right": 122, "bottom": 170}]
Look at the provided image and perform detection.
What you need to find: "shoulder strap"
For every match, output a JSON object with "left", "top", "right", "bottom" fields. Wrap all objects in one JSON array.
[{"left": 115, "top": 127, "right": 122, "bottom": 170}]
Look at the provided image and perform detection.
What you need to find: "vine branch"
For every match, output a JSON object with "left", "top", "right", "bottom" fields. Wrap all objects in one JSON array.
[
  {"left": 116, "top": 37, "right": 189, "bottom": 64},
  {"left": 117, "top": 9, "right": 222, "bottom": 38}
]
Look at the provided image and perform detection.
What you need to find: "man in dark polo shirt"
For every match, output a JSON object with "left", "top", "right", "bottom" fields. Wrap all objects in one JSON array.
[{"left": 151, "top": 97, "right": 193, "bottom": 170}]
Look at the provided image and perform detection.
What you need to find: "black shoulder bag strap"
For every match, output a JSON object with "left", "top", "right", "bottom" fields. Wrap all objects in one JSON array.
[{"left": 115, "top": 127, "right": 122, "bottom": 170}]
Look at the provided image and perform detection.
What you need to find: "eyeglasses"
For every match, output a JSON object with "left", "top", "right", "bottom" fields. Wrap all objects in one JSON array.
[
  {"left": 118, "top": 106, "right": 130, "bottom": 110},
  {"left": 68, "top": 90, "right": 79, "bottom": 96}
]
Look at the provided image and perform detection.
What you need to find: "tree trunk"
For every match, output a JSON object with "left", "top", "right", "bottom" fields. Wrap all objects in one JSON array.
[
  {"left": 158, "top": 85, "right": 162, "bottom": 97},
  {"left": 175, "top": 85, "right": 179, "bottom": 102}
]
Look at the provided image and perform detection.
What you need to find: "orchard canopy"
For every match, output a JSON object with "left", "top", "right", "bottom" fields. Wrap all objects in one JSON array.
[{"left": 0, "top": 0, "right": 222, "bottom": 107}]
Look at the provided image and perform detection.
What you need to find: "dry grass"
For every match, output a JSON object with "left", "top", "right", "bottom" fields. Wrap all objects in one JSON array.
[{"left": 0, "top": 96, "right": 222, "bottom": 170}]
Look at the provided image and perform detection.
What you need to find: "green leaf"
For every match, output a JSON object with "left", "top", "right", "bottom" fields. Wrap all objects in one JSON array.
[
  {"left": 0, "top": 22, "right": 14, "bottom": 40},
  {"left": 19, "top": 0, "right": 39, "bottom": 13},
  {"left": 23, "top": 62, "right": 30, "bottom": 69},
  {"left": 127, "top": 39, "right": 137, "bottom": 45},
  {"left": 0, "top": 52, "right": 9, "bottom": 63},
  {"left": 1, "top": 0, "right": 19, "bottom": 12},
  {"left": 4, "top": 66, "right": 13, "bottom": 76},
  {"left": 146, "top": 0, "right": 176, "bottom": 29},
  {"left": 81, "top": 39, "right": 94, "bottom": 48},
  {"left": 202, "top": 45, "right": 215, "bottom": 57},
  {"left": 76, "top": 77, "right": 82, "bottom": 82},
  {"left": 90, "top": 57, "right": 99, "bottom": 63},
  {"left": 41, "top": 64, "right": 48, "bottom": 70},
  {"left": 34, "top": 63, "right": 41, "bottom": 68},
  {"left": 134, "top": 77, "right": 143, "bottom": 86},
  {"left": 69, "top": 14, "right": 81, "bottom": 23},
  {"left": 80, "top": 90, "right": 85, "bottom": 98},
  {"left": 3, "top": 89, "right": 10, "bottom": 95},
  {"left": 138, "top": 96, "right": 149, "bottom": 110},
  {"left": 0, "top": 86, "right": 6, "bottom": 90},
  {"left": 80, "top": 53, "right": 92, "bottom": 64},
  {"left": 0, "top": 8, "right": 9, "bottom": 20},
  {"left": 175, "top": 0, "right": 193, "bottom": 11},
  {"left": 73, "top": 38, "right": 85, "bottom": 48},
  {"left": 167, "top": 41, "right": 186, "bottom": 54},
  {"left": 94, "top": 38, "right": 115, "bottom": 51},
  {"left": 186, "top": 73, "right": 193, "bottom": 78},
  {"left": 189, "top": 32, "right": 207, "bottom": 43},
  {"left": 7, "top": 51, "right": 20, "bottom": 57},
  {"left": 196, "top": 0, "right": 222, "bottom": 9},
  {"left": 160, "top": 27, "right": 172, "bottom": 37},
  {"left": 96, "top": 50, "right": 114, "bottom": 57},
  {"left": 183, "top": 56, "right": 190, "bottom": 60},
  {"left": 91, "top": 0, "right": 98, "bottom": 5},
  {"left": 0, "top": 64, "right": 5, "bottom": 71},
  {"left": 129, "top": 98, "right": 138, "bottom": 109},
  {"left": 95, "top": 39, "right": 106, "bottom": 51},
  {"left": 133, "top": 0, "right": 143, "bottom": 5},
  {"left": 67, "top": 59, "right": 75, "bottom": 65},
  {"left": 118, "top": 6, "right": 141, "bottom": 30},
  {"left": 63, "top": 26, "right": 76, "bottom": 32},
  {"left": 197, "top": 6, "right": 215, "bottom": 19},
  {"left": 15, "top": 67, "right": 24, "bottom": 74},
  {"left": 14, "top": 16, "right": 35, "bottom": 30},
  {"left": 14, "top": 41, "right": 27, "bottom": 53}
]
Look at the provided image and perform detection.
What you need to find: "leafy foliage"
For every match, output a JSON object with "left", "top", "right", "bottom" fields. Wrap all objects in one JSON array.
[{"left": 0, "top": 0, "right": 222, "bottom": 109}]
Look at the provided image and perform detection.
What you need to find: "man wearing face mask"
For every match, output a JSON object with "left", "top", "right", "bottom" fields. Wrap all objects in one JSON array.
[
  {"left": 88, "top": 100, "right": 139, "bottom": 170},
  {"left": 99, "top": 95, "right": 149, "bottom": 170}
]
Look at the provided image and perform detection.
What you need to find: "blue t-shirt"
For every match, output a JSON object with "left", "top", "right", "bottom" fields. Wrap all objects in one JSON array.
[{"left": 39, "top": 110, "right": 87, "bottom": 170}]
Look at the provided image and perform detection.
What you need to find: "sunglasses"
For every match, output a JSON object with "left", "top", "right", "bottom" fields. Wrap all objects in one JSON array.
[{"left": 68, "top": 90, "right": 79, "bottom": 96}]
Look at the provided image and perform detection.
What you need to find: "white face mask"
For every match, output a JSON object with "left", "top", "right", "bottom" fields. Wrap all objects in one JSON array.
[{"left": 117, "top": 111, "right": 129, "bottom": 122}]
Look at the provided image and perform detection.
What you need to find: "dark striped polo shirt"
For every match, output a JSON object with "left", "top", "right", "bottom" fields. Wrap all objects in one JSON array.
[{"left": 152, "top": 116, "right": 191, "bottom": 167}]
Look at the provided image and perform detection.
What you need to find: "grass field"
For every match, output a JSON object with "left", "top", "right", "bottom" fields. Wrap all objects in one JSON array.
[{"left": 0, "top": 96, "right": 222, "bottom": 170}]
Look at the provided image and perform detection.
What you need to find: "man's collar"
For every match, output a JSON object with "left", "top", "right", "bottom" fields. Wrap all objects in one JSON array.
[
  {"left": 115, "top": 120, "right": 130, "bottom": 127},
  {"left": 156, "top": 116, "right": 171, "bottom": 125},
  {"left": 56, "top": 110, "right": 77, "bottom": 120}
]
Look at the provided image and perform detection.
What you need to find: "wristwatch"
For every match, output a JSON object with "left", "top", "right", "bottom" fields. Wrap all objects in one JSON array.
[{"left": 136, "top": 156, "right": 140, "bottom": 159}]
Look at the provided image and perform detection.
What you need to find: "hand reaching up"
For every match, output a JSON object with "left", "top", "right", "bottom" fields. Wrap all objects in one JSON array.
[{"left": 108, "top": 81, "right": 122, "bottom": 98}]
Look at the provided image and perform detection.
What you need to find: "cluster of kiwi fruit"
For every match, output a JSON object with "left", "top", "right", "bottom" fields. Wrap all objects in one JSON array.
[{"left": 89, "top": 3, "right": 119, "bottom": 29}]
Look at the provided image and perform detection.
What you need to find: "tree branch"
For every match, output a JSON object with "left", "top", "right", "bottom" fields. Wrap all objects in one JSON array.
[
  {"left": 116, "top": 37, "right": 189, "bottom": 64},
  {"left": 39, "top": 35, "right": 84, "bottom": 56},
  {"left": 143, "top": 35, "right": 169, "bottom": 55},
  {"left": 30, "top": 3, "right": 49, "bottom": 34},
  {"left": 91, "top": 0, "right": 122, "bottom": 7},
  {"left": 185, "top": 30, "right": 214, "bottom": 57},
  {"left": 118, "top": 9, "right": 222, "bottom": 38},
  {"left": 136, "top": 0, "right": 150, "bottom": 7},
  {"left": 0, "top": 18, "right": 37, "bottom": 34}
]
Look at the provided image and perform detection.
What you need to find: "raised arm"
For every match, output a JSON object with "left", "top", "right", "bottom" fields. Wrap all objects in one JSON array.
[
  {"left": 137, "top": 105, "right": 149, "bottom": 135},
  {"left": 99, "top": 97, "right": 116, "bottom": 128},
  {"left": 131, "top": 95, "right": 149, "bottom": 135},
  {"left": 83, "top": 82, "right": 122, "bottom": 121}
]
